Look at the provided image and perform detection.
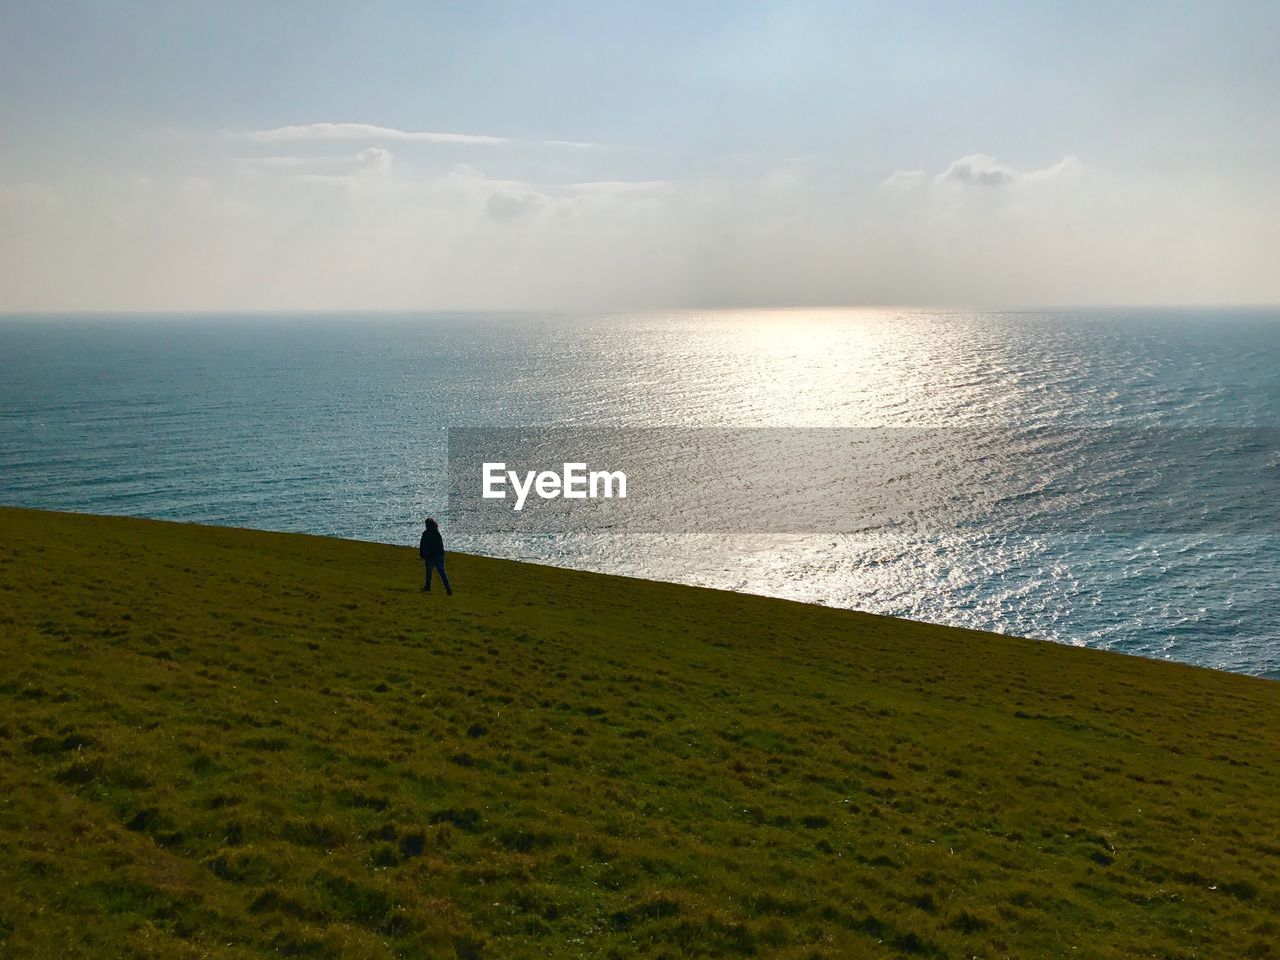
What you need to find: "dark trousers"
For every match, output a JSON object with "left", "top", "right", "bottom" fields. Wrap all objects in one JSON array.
[{"left": 423, "top": 555, "right": 451, "bottom": 594}]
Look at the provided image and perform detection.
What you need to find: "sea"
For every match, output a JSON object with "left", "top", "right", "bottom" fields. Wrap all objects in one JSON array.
[{"left": 2, "top": 308, "right": 1277, "bottom": 678}]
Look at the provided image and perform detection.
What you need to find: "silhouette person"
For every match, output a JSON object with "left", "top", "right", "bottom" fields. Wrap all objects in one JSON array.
[{"left": 419, "top": 518, "right": 452, "bottom": 595}]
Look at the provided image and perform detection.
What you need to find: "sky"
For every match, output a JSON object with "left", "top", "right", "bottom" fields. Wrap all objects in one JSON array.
[{"left": 1, "top": 0, "right": 1278, "bottom": 311}]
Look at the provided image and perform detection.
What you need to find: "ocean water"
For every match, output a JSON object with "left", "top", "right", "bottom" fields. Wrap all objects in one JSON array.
[{"left": 1, "top": 308, "right": 1277, "bottom": 677}]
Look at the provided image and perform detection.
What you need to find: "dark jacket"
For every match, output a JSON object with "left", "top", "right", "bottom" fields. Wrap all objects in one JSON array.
[{"left": 419, "top": 527, "right": 444, "bottom": 560}]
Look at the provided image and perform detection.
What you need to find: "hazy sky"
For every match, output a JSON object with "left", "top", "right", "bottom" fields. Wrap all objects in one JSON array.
[{"left": 1, "top": 0, "right": 1278, "bottom": 311}]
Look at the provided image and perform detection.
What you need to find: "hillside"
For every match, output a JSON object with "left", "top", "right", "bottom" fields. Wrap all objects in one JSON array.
[{"left": 1, "top": 507, "right": 1278, "bottom": 959}]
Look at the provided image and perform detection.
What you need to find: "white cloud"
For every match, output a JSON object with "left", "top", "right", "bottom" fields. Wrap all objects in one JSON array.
[
  {"left": 352, "top": 146, "right": 393, "bottom": 177},
  {"left": 934, "top": 153, "right": 1018, "bottom": 186},
  {"left": 234, "top": 147, "right": 395, "bottom": 185},
  {"left": 6, "top": 144, "right": 1279, "bottom": 312},
  {"left": 486, "top": 190, "right": 545, "bottom": 220},
  {"left": 243, "top": 121, "right": 596, "bottom": 149},
  {"left": 881, "top": 154, "right": 1082, "bottom": 191},
  {"left": 1020, "top": 155, "right": 1083, "bottom": 183},
  {"left": 881, "top": 169, "right": 927, "bottom": 190},
  {"left": 933, "top": 153, "right": 1081, "bottom": 187},
  {"left": 247, "top": 122, "right": 505, "bottom": 145}
]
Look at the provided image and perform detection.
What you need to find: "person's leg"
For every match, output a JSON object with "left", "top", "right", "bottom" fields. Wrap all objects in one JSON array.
[
  {"left": 423, "top": 559, "right": 432, "bottom": 591},
  {"left": 436, "top": 559, "right": 452, "bottom": 596}
]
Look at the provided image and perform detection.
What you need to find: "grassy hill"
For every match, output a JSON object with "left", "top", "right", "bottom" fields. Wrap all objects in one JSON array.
[{"left": 1, "top": 507, "right": 1278, "bottom": 959}]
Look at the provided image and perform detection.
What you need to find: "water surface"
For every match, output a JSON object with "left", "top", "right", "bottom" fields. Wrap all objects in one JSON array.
[{"left": 2, "top": 308, "right": 1276, "bottom": 676}]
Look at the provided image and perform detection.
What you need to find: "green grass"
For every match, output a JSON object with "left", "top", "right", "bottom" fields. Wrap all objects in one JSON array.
[{"left": 1, "top": 506, "right": 1278, "bottom": 959}]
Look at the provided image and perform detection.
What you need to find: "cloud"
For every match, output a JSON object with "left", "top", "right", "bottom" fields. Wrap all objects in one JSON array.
[
  {"left": 352, "top": 146, "right": 393, "bottom": 177},
  {"left": 486, "top": 190, "right": 544, "bottom": 220},
  {"left": 232, "top": 145, "right": 665, "bottom": 217},
  {"left": 1020, "top": 155, "right": 1083, "bottom": 183},
  {"left": 234, "top": 148, "right": 395, "bottom": 186},
  {"left": 881, "top": 169, "right": 927, "bottom": 190},
  {"left": 243, "top": 121, "right": 596, "bottom": 149},
  {"left": 881, "top": 154, "right": 1082, "bottom": 192},
  {"left": 248, "top": 122, "right": 506, "bottom": 145},
  {"left": 935, "top": 153, "right": 1018, "bottom": 186},
  {"left": 934, "top": 153, "right": 1081, "bottom": 187},
  {"left": 13, "top": 137, "right": 1277, "bottom": 313}
]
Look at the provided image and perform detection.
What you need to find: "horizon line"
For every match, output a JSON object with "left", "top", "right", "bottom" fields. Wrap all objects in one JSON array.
[{"left": 2, "top": 302, "right": 1280, "bottom": 318}]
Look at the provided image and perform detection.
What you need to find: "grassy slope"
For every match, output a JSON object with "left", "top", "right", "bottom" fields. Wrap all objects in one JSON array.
[{"left": 1, "top": 508, "right": 1278, "bottom": 960}]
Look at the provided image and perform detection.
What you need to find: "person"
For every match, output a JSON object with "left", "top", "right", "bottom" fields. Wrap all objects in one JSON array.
[{"left": 418, "top": 518, "right": 452, "bottom": 595}]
